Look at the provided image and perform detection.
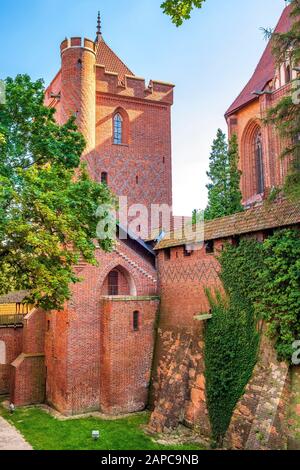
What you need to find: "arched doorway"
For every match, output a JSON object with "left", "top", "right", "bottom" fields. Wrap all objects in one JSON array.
[{"left": 102, "top": 265, "right": 137, "bottom": 297}]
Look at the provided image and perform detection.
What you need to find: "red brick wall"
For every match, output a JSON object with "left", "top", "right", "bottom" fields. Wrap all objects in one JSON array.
[
  {"left": 46, "top": 37, "right": 174, "bottom": 238},
  {"left": 90, "top": 91, "right": 173, "bottom": 233},
  {"left": 228, "top": 83, "right": 293, "bottom": 205},
  {"left": 10, "top": 308, "right": 46, "bottom": 406},
  {"left": 150, "top": 242, "right": 222, "bottom": 434},
  {"left": 0, "top": 328, "right": 23, "bottom": 395},
  {"left": 100, "top": 297, "right": 159, "bottom": 414},
  {"left": 11, "top": 354, "right": 45, "bottom": 406},
  {"left": 45, "top": 239, "right": 158, "bottom": 415},
  {"left": 60, "top": 38, "right": 96, "bottom": 154},
  {"left": 45, "top": 308, "right": 69, "bottom": 412}
]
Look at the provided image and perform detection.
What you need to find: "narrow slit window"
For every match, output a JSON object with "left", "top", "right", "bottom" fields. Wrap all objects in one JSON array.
[
  {"left": 101, "top": 172, "right": 108, "bottom": 185},
  {"left": 133, "top": 311, "right": 139, "bottom": 331}
]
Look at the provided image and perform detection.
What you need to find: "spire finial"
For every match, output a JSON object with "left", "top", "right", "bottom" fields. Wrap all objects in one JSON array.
[{"left": 96, "top": 11, "right": 102, "bottom": 39}]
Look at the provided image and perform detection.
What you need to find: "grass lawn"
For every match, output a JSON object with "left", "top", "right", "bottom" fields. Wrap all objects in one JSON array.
[{"left": 0, "top": 406, "right": 205, "bottom": 451}]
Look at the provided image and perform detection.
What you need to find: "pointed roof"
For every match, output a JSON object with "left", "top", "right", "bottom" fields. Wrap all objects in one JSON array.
[
  {"left": 225, "top": 5, "right": 292, "bottom": 118},
  {"left": 96, "top": 38, "right": 134, "bottom": 81}
]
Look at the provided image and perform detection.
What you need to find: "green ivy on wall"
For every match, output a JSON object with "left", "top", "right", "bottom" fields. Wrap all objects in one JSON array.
[
  {"left": 204, "top": 230, "right": 300, "bottom": 445},
  {"left": 256, "top": 229, "right": 300, "bottom": 362},
  {"left": 204, "top": 240, "right": 263, "bottom": 445}
]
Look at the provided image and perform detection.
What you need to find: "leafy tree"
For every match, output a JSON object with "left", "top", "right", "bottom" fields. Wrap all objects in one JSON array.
[
  {"left": 205, "top": 129, "right": 229, "bottom": 221},
  {"left": 205, "top": 130, "right": 243, "bottom": 221},
  {"left": 0, "top": 75, "right": 115, "bottom": 310},
  {"left": 161, "top": 0, "right": 205, "bottom": 26},
  {"left": 266, "top": 0, "right": 300, "bottom": 200},
  {"left": 228, "top": 134, "right": 244, "bottom": 215},
  {"left": 256, "top": 229, "right": 300, "bottom": 362}
]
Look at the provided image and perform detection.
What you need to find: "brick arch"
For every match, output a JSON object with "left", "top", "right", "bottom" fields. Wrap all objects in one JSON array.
[
  {"left": 96, "top": 257, "right": 140, "bottom": 297},
  {"left": 113, "top": 107, "right": 130, "bottom": 145},
  {"left": 0, "top": 340, "right": 6, "bottom": 365},
  {"left": 102, "top": 265, "right": 137, "bottom": 296},
  {"left": 241, "top": 119, "right": 264, "bottom": 201}
]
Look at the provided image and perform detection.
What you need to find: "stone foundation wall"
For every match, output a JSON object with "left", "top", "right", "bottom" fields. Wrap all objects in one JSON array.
[
  {"left": 224, "top": 334, "right": 290, "bottom": 450},
  {"left": 149, "top": 324, "right": 210, "bottom": 437}
]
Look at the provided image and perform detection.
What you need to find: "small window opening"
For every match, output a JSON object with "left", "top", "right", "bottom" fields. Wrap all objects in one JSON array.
[
  {"left": 205, "top": 240, "right": 214, "bottom": 254},
  {"left": 133, "top": 311, "right": 139, "bottom": 331},
  {"left": 101, "top": 172, "right": 108, "bottom": 185},
  {"left": 232, "top": 236, "right": 241, "bottom": 247},
  {"left": 164, "top": 248, "right": 171, "bottom": 260},
  {"left": 184, "top": 247, "right": 193, "bottom": 257},
  {"left": 108, "top": 270, "right": 119, "bottom": 296}
]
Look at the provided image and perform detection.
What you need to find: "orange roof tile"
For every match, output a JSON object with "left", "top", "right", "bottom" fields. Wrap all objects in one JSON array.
[
  {"left": 96, "top": 38, "right": 134, "bottom": 81},
  {"left": 226, "top": 5, "right": 292, "bottom": 117},
  {"left": 154, "top": 199, "right": 300, "bottom": 250}
]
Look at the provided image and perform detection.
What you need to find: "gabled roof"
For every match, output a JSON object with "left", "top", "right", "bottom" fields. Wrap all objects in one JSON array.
[
  {"left": 154, "top": 198, "right": 300, "bottom": 250},
  {"left": 225, "top": 5, "right": 292, "bottom": 118},
  {"left": 96, "top": 37, "right": 134, "bottom": 81}
]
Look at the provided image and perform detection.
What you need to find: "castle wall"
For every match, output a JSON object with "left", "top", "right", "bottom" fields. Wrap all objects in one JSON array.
[
  {"left": 11, "top": 308, "right": 46, "bottom": 406},
  {"left": 91, "top": 93, "right": 173, "bottom": 234},
  {"left": 150, "top": 242, "right": 223, "bottom": 435},
  {"left": 0, "top": 328, "right": 23, "bottom": 395},
  {"left": 100, "top": 296, "right": 159, "bottom": 414},
  {"left": 45, "top": 239, "right": 158, "bottom": 415}
]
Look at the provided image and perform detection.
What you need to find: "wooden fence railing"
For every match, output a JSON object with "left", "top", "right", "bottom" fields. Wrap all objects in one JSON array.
[{"left": 0, "top": 314, "right": 25, "bottom": 327}]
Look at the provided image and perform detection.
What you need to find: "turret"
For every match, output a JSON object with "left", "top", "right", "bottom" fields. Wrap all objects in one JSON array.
[{"left": 60, "top": 37, "right": 96, "bottom": 153}]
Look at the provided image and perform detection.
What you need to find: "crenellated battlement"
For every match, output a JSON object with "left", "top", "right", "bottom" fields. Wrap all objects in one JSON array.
[
  {"left": 60, "top": 37, "right": 96, "bottom": 55},
  {"left": 96, "top": 65, "right": 174, "bottom": 105}
]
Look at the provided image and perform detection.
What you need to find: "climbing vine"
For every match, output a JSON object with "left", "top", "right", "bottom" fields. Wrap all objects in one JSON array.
[
  {"left": 204, "top": 240, "right": 262, "bottom": 445},
  {"left": 255, "top": 229, "right": 300, "bottom": 362},
  {"left": 204, "top": 229, "right": 300, "bottom": 445}
]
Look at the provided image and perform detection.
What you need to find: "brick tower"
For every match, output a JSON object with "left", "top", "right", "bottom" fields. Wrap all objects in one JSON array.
[
  {"left": 46, "top": 13, "right": 174, "bottom": 237},
  {"left": 40, "top": 14, "right": 175, "bottom": 415}
]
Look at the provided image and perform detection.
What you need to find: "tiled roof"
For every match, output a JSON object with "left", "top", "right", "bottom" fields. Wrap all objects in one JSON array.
[
  {"left": 0, "top": 290, "right": 30, "bottom": 305},
  {"left": 154, "top": 199, "right": 300, "bottom": 250},
  {"left": 225, "top": 5, "right": 292, "bottom": 117},
  {"left": 96, "top": 38, "right": 134, "bottom": 81}
]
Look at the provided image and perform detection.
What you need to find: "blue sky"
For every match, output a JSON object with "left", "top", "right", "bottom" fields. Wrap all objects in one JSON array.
[{"left": 0, "top": 0, "right": 287, "bottom": 215}]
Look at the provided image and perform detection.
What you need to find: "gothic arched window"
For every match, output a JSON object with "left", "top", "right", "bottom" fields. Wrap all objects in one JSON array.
[
  {"left": 108, "top": 270, "right": 119, "bottom": 296},
  {"left": 113, "top": 113, "right": 123, "bottom": 145},
  {"left": 254, "top": 130, "right": 265, "bottom": 194}
]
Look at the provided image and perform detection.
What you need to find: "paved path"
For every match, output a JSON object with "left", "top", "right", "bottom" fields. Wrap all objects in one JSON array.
[{"left": 0, "top": 417, "right": 32, "bottom": 450}]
